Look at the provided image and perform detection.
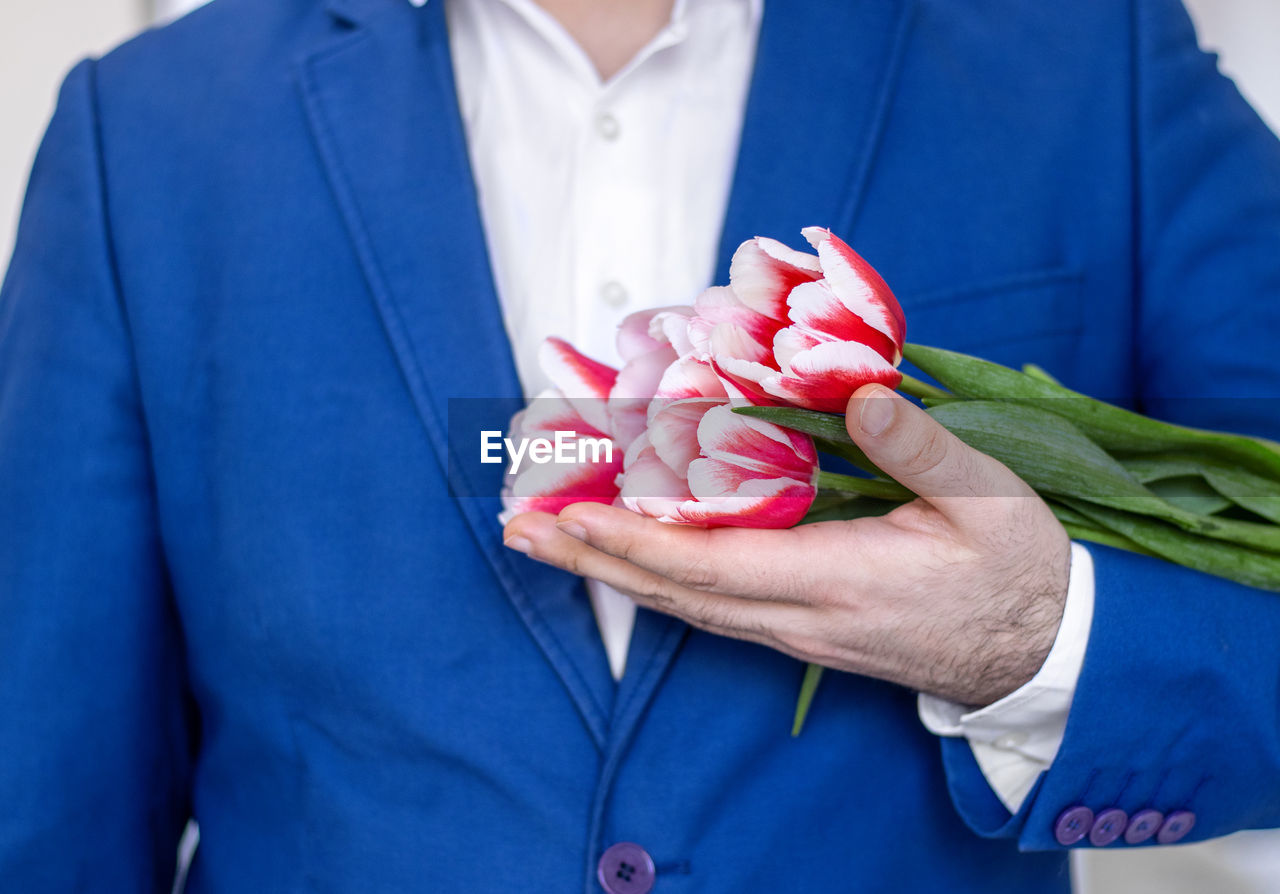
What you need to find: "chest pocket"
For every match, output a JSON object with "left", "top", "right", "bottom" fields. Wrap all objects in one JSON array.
[{"left": 899, "top": 267, "right": 1084, "bottom": 371}]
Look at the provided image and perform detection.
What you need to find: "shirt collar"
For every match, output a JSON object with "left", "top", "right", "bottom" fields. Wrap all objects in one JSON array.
[{"left": 440, "top": 0, "right": 760, "bottom": 89}]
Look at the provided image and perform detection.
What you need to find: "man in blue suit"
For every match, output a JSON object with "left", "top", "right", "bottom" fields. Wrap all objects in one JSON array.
[{"left": 2, "top": 0, "right": 1279, "bottom": 891}]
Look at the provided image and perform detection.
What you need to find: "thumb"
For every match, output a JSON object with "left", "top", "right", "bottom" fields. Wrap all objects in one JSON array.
[{"left": 845, "top": 384, "right": 1032, "bottom": 522}]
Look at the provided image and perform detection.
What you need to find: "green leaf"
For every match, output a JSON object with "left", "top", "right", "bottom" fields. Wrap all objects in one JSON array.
[
  {"left": 1205, "top": 468, "right": 1280, "bottom": 525},
  {"left": 928, "top": 401, "right": 1280, "bottom": 553},
  {"left": 1048, "top": 501, "right": 1158, "bottom": 557},
  {"left": 1063, "top": 499, "right": 1280, "bottom": 592},
  {"left": 731, "top": 405, "right": 893, "bottom": 479},
  {"left": 801, "top": 497, "right": 902, "bottom": 524},
  {"left": 741, "top": 396, "right": 1280, "bottom": 550},
  {"left": 791, "top": 663, "right": 825, "bottom": 737},
  {"left": 904, "top": 344, "right": 1280, "bottom": 480},
  {"left": 815, "top": 471, "right": 915, "bottom": 502},
  {"left": 734, "top": 404, "right": 854, "bottom": 444},
  {"left": 1022, "top": 363, "right": 1063, "bottom": 386},
  {"left": 812, "top": 436, "right": 888, "bottom": 479},
  {"left": 897, "top": 373, "right": 951, "bottom": 401},
  {"left": 925, "top": 401, "right": 1168, "bottom": 510},
  {"left": 1121, "top": 455, "right": 1280, "bottom": 524},
  {"left": 1145, "top": 476, "right": 1234, "bottom": 516}
]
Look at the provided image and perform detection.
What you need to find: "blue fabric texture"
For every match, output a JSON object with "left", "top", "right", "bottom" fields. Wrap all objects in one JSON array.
[{"left": 2, "top": 0, "right": 1279, "bottom": 890}]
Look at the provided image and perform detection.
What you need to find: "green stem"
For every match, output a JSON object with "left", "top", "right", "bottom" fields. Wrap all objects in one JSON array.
[
  {"left": 1060, "top": 522, "right": 1158, "bottom": 558},
  {"left": 897, "top": 373, "right": 952, "bottom": 402},
  {"left": 816, "top": 470, "right": 914, "bottom": 502},
  {"left": 792, "top": 663, "right": 825, "bottom": 737}
]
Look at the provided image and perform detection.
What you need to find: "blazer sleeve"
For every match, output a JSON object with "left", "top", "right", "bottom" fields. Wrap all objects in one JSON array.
[
  {"left": 941, "top": 0, "right": 1280, "bottom": 850},
  {"left": 0, "top": 60, "right": 195, "bottom": 889}
]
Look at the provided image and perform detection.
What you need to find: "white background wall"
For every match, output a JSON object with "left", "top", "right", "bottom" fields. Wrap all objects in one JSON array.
[
  {"left": 0, "top": 0, "right": 144, "bottom": 269},
  {"left": 0, "top": 1, "right": 1278, "bottom": 891}
]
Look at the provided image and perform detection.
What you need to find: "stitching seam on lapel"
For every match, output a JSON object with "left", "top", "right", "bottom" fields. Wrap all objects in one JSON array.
[{"left": 294, "top": 47, "right": 612, "bottom": 748}]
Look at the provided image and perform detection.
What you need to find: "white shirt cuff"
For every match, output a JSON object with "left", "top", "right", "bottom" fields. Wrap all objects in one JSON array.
[{"left": 918, "top": 542, "right": 1095, "bottom": 813}]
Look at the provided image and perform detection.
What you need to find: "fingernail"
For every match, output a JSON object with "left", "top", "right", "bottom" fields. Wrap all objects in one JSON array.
[
  {"left": 504, "top": 536, "right": 533, "bottom": 555},
  {"left": 556, "top": 520, "right": 588, "bottom": 541},
  {"left": 859, "top": 391, "right": 895, "bottom": 436}
]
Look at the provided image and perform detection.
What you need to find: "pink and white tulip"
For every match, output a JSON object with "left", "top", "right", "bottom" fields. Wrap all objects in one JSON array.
[
  {"left": 502, "top": 226, "right": 894, "bottom": 531},
  {"left": 692, "top": 228, "right": 906, "bottom": 414},
  {"left": 606, "top": 305, "right": 724, "bottom": 447},
  {"left": 500, "top": 338, "right": 626, "bottom": 521},
  {"left": 620, "top": 401, "right": 818, "bottom": 529}
]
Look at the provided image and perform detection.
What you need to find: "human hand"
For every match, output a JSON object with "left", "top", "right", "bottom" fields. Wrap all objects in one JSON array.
[{"left": 502, "top": 384, "right": 1072, "bottom": 706}]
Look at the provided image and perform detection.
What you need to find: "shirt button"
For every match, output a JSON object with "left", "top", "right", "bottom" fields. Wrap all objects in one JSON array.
[
  {"left": 596, "top": 111, "right": 621, "bottom": 141},
  {"left": 597, "top": 842, "right": 655, "bottom": 894},
  {"left": 600, "top": 280, "right": 629, "bottom": 307},
  {"left": 993, "top": 731, "right": 1028, "bottom": 750}
]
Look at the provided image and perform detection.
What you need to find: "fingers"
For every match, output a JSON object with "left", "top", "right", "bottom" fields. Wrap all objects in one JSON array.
[
  {"left": 503, "top": 511, "right": 677, "bottom": 598},
  {"left": 846, "top": 384, "right": 1033, "bottom": 525},
  {"left": 501, "top": 511, "right": 809, "bottom": 648},
  {"left": 550, "top": 502, "right": 832, "bottom": 604}
]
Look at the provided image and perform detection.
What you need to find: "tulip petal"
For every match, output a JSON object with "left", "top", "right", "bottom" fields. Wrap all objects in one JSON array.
[
  {"left": 653, "top": 308, "right": 696, "bottom": 357},
  {"left": 694, "top": 404, "right": 818, "bottom": 481},
  {"left": 728, "top": 237, "right": 822, "bottom": 321},
  {"left": 519, "top": 391, "right": 610, "bottom": 440},
  {"left": 782, "top": 280, "right": 900, "bottom": 366},
  {"left": 616, "top": 309, "right": 668, "bottom": 362},
  {"left": 619, "top": 440, "right": 695, "bottom": 520},
  {"left": 802, "top": 228, "right": 905, "bottom": 360},
  {"left": 500, "top": 445, "right": 623, "bottom": 520},
  {"left": 760, "top": 340, "right": 903, "bottom": 413},
  {"left": 539, "top": 338, "right": 619, "bottom": 435},
  {"left": 692, "top": 286, "right": 783, "bottom": 350},
  {"left": 674, "top": 468, "right": 815, "bottom": 528},
  {"left": 654, "top": 355, "right": 728, "bottom": 401},
  {"left": 647, "top": 398, "right": 724, "bottom": 473},
  {"left": 608, "top": 345, "right": 678, "bottom": 445},
  {"left": 710, "top": 356, "right": 786, "bottom": 407},
  {"left": 616, "top": 305, "right": 695, "bottom": 361},
  {"left": 772, "top": 320, "right": 824, "bottom": 372}
]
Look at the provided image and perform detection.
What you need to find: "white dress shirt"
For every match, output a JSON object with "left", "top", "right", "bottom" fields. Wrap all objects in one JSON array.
[{"left": 442, "top": 0, "right": 1094, "bottom": 813}]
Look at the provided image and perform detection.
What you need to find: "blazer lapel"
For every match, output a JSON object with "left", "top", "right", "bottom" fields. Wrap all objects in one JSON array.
[
  {"left": 715, "top": 0, "right": 918, "bottom": 281},
  {"left": 296, "top": 0, "right": 615, "bottom": 748},
  {"left": 612, "top": 0, "right": 919, "bottom": 756}
]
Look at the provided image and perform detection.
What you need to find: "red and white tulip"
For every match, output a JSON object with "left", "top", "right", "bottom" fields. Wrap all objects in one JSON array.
[
  {"left": 499, "top": 338, "right": 625, "bottom": 521},
  {"left": 692, "top": 228, "right": 906, "bottom": 414},
  {"left": 620, "top": 401, "right": 818, "bottom": 529},
  {"left": 502, "top": 227, "right": 896, "bottom": 530}
]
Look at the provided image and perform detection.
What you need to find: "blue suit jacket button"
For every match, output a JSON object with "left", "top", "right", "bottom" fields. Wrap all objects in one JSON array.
[
  {"left": 1054, "top": 806, "right": 1094, "bottom": 846},
  {"left": 598, "top": 842, "right": 656, "bottom": 894},
  {"left": 1088, "top": 808, "right": 1128, "bottom": 846},
  {"left": 1124, "top": 809, "right": 1164, "bottom": 844},
  {"left": 1156, "top": 810, "right": 1196, "bottom": 844}
]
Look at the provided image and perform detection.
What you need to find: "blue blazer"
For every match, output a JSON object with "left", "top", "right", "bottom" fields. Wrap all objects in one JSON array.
[{"left": 2, "top": 0, "right": 1279, "bottom": 890}]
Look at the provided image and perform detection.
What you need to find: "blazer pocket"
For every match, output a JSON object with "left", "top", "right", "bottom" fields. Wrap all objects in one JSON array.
[{"left": 900, "top": 267, "right": 1085, "bottom": 356}]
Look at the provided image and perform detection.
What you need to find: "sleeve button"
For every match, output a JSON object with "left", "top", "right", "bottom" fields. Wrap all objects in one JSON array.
[
  {"left": 1088, "top": 808, "right": 1128, "bottom": 846},
  {"left": 1156, "top": 810, "right": 1196, "bottom": 845},
  {"left": 1054, "top": 806, "right": 1094, "bottom": 846},
  {"left": 1124, "top": 809, "right": 1164, "bottom": 844}
]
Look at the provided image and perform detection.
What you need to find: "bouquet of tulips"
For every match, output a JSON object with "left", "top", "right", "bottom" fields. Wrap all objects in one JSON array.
[{"left": 501, "top": 227, "right": 1280, "bottom": 733}]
